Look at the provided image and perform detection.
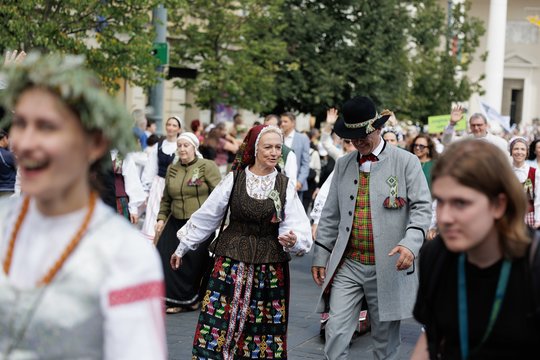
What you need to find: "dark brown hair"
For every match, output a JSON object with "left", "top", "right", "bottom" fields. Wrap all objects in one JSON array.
[
  {"left": 280, "top": 112, "right": 296, "bottom": 122},
  {"left": 408, "top": 133, "right": 438, "bottom": 160}
]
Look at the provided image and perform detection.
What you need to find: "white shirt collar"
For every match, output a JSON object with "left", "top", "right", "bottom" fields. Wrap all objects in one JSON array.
[
  {"left": 284, "top": 130, "right": 295, "bottom": 139},
  {"left": 372, "top": 137, "right": 385, "bottom": 156}
]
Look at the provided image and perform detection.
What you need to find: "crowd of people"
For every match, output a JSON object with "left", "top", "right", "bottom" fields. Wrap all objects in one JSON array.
[{"left": 1, "top": 51, "right": 540, "bottom": 360}]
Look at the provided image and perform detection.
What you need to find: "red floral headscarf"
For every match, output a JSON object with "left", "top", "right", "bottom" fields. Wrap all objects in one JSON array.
[{"left": 232, "top": 124, "right": 283, "bottom": 171}]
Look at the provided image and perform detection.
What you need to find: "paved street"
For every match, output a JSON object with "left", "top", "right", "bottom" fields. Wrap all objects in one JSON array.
[{"left": 166, "top": 252, "right": 422, "bottom": 359}]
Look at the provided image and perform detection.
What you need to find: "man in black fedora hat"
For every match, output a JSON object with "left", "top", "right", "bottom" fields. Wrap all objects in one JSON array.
[{"left": 311, "top": 96, "right": 432, "bottom": 359}]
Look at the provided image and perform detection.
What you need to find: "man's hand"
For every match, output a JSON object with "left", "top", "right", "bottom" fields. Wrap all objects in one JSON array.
[
  {"left": 170, "top": 253, "right": 182, "bottom": 270},
  {"left": 311, "top": 266, "right": 326, "bottom": 286},
  {"left": 295, "top": 181, "right": 302, "bottom": 191},
  {"left": 449, "top": 105, "right": 464, "bottom": 126},
  {"left": 388, "top": 245, "right": 414, "bottom": 271},
  {"left": 326, "top": 108, "right": 339, "bottom": 125}
]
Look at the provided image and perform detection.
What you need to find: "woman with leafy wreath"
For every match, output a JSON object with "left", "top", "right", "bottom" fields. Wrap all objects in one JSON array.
[{"left": 0, "top": 53, "right": 166, "bottom": 359}]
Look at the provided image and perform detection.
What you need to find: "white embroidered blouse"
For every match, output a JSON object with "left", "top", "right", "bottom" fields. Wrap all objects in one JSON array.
[
  {"left": 0, "top": 198, "right": 166, "bottom": 359},
  {"left": 174, "top": 167, "right": 312, "bottom": 258}
]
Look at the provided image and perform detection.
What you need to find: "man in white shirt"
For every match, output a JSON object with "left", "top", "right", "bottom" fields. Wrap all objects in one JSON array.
[
  {"left": 442, "top": 105, "right": 508, "bottom": 155},
  {"left": 263, "top": 114, "right": 297, "bottom": 186}
]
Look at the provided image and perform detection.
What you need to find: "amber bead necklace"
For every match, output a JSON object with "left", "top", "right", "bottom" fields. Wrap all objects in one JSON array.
[{"left": 2, "top": 192, "right": 97, "bottom": 286}]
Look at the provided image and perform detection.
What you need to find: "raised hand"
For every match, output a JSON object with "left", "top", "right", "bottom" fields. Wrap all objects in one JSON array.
[
  {"left": 326, "top": 108, "right": 339, "bottom": 125},
  {"left": 449, "top": 105, "right": 464, "bottom": 126},
  {"left": 3, "top": 50, "right": 27, "bottom": 66}
]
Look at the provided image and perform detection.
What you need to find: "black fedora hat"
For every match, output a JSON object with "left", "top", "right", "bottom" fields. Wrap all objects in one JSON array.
[{"left": 333, "top": 96, "right": 392, "bottom": 139}]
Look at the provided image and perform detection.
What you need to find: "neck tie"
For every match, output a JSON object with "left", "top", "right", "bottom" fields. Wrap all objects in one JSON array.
[{"left": 359, "top": 153, "right": 378, "bottom": 165}]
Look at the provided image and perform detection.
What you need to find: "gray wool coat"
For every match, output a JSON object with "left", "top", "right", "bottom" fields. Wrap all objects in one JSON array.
[{"left": 312, "top": 143, "right": 432, "bottom": 321}]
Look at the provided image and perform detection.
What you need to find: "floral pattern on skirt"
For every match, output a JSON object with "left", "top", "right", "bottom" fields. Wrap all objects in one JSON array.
[{"left": 192, "top": 256, "right": 289, "bottom": 360}]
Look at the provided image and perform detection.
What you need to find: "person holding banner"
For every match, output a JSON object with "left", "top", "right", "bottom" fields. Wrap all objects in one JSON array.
[{"left": 441, "top": 105, "right": 508, "bottom": 156}]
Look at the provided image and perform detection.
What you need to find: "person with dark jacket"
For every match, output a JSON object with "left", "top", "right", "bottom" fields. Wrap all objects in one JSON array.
[{"left": 412, "top": 139, "right": 540, "bottom": 359}]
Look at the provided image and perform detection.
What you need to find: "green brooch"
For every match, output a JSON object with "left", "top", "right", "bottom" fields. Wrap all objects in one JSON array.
[
  {"left": 188, "top": 167, "right": 203, "bottom": 186},
  {"left": 268, "top": 189, "right": 283, "bottom": 223},
  {"left": 383, "top": 175, "right": 407, "bottom": 209}
]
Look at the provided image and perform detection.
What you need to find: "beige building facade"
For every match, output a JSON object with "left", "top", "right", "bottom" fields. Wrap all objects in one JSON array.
[{"left": 446, "top": 0, "right": 540, "bottom": 127}]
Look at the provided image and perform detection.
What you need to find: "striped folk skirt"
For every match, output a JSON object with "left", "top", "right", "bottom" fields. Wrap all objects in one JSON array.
[
  {"left": 115, "top": 196, "right": 129, "bottom": 220},
  {"left": 192, "top": 256, "right": 290, "bottom": 360}
]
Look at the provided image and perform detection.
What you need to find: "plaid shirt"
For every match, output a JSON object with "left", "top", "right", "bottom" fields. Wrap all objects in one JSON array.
[{"left": 345, "top": 171, "right": 375, "bottom": 264}]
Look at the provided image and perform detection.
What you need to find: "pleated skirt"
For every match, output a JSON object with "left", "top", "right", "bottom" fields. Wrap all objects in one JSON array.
[{"left": 156, "top": 217, "right": 212, "bottom": 308}]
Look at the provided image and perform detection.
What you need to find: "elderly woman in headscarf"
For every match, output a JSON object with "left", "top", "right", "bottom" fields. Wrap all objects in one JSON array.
[
  {"left": 155, "top": 132, "right": 222, "bottom": 314},
  {"left": 170, "top": 124, "right": 312, "bottom": 359}
]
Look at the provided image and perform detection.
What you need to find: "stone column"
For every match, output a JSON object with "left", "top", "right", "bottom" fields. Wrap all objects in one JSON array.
[{"left": 484, "top": 0, "right": 508, "bottom": 113}]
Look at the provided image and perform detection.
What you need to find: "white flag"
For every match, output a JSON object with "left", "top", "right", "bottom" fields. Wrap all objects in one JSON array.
[{"left": 479, "top": 99, "right": 512, "bottom": 133}]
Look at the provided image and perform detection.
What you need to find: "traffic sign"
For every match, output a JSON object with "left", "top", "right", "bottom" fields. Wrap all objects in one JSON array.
[{"left": 152, "top": 42, "right": 169, "bottom": 66}]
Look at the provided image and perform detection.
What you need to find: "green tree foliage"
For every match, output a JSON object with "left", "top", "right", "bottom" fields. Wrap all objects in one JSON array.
[
  {"left": 273, "top": 0, "right": 414, "bottom": 119},
  {"left": 0, "top": 0, "right": 159, "bottom": 92},
  {"left": 168, "top": 0, "right": 287, "bottom": 121},
  {"left": 346, "top": 1, "right": 411, "bottom": 113},
  {"left": 273, "top": 0, "right": 484, "bottom": 124},
  {"left": 404, "top": 0, "right": 485, "bottom": 122},
  {"left": 272, "top": 0, "right": 358, "bottom": 117}
]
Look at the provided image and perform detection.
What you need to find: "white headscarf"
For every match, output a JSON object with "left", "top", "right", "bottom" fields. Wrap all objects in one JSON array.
[
  {"left": 177, "top": 132, "right": 203, "bottom": 159},
  {"left": 254, "top": 125, "right": 283, "bottom": 157}
]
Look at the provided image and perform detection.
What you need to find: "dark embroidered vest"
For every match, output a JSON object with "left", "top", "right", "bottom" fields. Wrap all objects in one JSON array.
[
  {"left": 157, "top": 140, "right": 175, "bottom": 178},
  {"left": 211, "top": 170, "right": 290, "bottom": 264}
]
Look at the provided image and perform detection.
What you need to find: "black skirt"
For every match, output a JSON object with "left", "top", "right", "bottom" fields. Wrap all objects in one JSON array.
[{"left": 156, "top": 216, "right": 213, "bottom": 308}]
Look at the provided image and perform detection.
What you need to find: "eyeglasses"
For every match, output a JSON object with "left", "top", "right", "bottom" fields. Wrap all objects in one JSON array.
[{"left": 413, "top": 144, "right": 427, "bottom": 150}]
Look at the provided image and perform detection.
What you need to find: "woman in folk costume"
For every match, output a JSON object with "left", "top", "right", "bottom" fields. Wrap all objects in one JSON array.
[
  {"left": 509, "top": 136, "right": 540, "bottom": 228},
  {"left": 141, "top": 116, "right": 182, "bottom": 242},
  {"left": 111, "top": 146, "right": 148, "bottom": 225},
  {"left": 0, "top": 53, "right": 166, "bottom": 359},
  {"left": 155, "top": 132, "right": 221, "bottom": 314},
  {"left": 170, "top": 124, "right": 312, "bottom": 359}
]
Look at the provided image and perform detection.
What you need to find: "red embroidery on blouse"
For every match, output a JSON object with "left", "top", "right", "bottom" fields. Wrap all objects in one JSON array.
[{"left": 109, "top": 280, "right": 164, "bottom": 306}]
